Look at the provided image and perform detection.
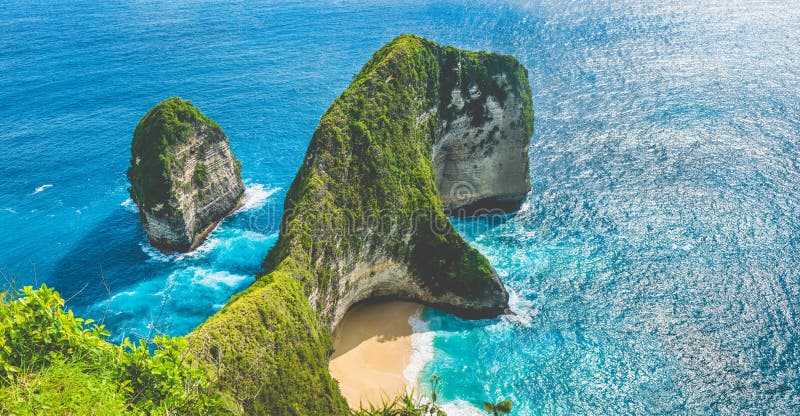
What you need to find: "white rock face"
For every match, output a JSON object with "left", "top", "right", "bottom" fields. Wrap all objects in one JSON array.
[
  {"left": 129, "top": 102, "right": 245, "bottom": 253},
  {"left": 434, "top": 74, "right": 531, "bottom": 215},
  {"left": 327, "top": 256, "right": 506, "bottom": 329}
]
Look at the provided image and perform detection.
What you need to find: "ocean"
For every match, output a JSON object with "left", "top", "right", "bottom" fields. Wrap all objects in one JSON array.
[{"left": 1, "top": 1, "right": 799, "bottom": 414}]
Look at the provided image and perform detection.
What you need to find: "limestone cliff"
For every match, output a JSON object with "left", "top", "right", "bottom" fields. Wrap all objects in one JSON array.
[
  {"left": 127, "top": 97, "right": 245, "bottom": 252},
  {"left": 434, "top": 54, "right": 532, "bottom": 215},
  {"left": 189, "top": 35, "right": 533, "bottom": 414},
  {"left": 267, "top": 34, "right": 534, "bottom": 328}
]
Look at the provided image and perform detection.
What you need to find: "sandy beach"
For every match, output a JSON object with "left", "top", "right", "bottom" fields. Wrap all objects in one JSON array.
[{"left": 329, "top": 301, "right": 421, "bottom": 409}]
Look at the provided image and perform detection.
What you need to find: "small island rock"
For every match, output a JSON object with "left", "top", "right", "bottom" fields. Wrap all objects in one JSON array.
[{"left": 127, "top": 97, "right": 245, "bottom": 252}]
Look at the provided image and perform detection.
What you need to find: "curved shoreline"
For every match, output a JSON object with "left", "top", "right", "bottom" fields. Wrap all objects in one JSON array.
[{"left": 329, "top": 301, "right": 428, "bottom": 409}]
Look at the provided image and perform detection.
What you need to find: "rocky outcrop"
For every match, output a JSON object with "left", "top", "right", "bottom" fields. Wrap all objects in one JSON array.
[
  {"left": 434, "top": 66, "right": 532, "bottom": 215},
  {"left": 127, "top": 97, "right": 245, "bottom": 252},
  {"left": 190, "top": 35, "right": 533, "bottom": 414},
  {"left": 267, "top": 34, "right": 534, "bottom": 328}
]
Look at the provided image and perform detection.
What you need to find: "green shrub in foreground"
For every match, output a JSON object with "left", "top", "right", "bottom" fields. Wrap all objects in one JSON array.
[
  {"left": 351, "top": 374, "right": 446, "bottom": 416},
  {"left": 0, "top": 285, "right": 511, "bottom": 415},
  {"left": 0, "top": 285, "right": 228, "bottom": 415}
]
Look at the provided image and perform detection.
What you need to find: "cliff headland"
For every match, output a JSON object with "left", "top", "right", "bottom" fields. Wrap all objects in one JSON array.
[{"left": 189, "top": 34, "right": 533, "bottom": 414}]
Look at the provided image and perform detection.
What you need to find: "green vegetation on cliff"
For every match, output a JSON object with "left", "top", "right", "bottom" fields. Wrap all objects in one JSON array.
[
  {"left": 189, "top": 272, "right": 349, "bottom": 414},
  {"left": 191, "top": 34, "right": 532, "bottom": 414},
  {"left": 0, "top": 285, "right": 228, "bottom": 415},
  {"left": 265, "top": 34, "right": 529, "bottom": 314},
  {"left": 127, "top": 97, "right": 226, "bottom": 211}
]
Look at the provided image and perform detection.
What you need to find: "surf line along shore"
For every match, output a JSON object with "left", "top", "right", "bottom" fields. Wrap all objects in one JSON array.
[{"left": 329, "top": 301, "right": 428, "bottom": 408}]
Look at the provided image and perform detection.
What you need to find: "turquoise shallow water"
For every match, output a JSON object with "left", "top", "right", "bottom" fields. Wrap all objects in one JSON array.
[{"left": 2, "top": 1, "right": 800, "bottom": 414}]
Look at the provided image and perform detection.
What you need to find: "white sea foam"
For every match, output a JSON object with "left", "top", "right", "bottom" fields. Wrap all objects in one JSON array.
[
  {"left": 140, "top": 240, "right": 179, "bottom": 263},
  {"left": 438, "top": 400, "right": 485, "bottom": 416},
  {"left": 190, "top": 268, "right": 249, "bottom": 288},
  {"left": 121, "top": 198, "right": 137, "bottom": 213},
  {"left": 155, "top": 274, "right": 178, "bottom": 298},
  {"left": 109, "top": 290, "right": 136, "bottom": 302},
  {"left": 238, "top": 184, "right": 280, "bottom": 212},
  {"left": 31, "top": 184, "right": 52, "bottom": 195},
  {"left": 137, "top": 183, "right": 278, "bottom": 262},
  {"left": 140, "top": 227, "right": 273, "bottom": 264},
  {"left": 503, "top": 288, "right": 535, "bottom": 327},
  {"left": 180, "top": 234, "right": 222, "bottom": 260},
  {"left": 404, "top": 307, "right": 435, "bottom": 392},
  {"left": 517, "top": 199, "right": 532, "bottom": 214},
  {"left": 139, "top": 226, "right": 224, "bottom": 263}
]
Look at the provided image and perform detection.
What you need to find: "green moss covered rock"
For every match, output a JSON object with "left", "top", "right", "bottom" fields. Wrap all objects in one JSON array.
[{"left": 128, "top": 97, "right": 245, "bottom": 252}]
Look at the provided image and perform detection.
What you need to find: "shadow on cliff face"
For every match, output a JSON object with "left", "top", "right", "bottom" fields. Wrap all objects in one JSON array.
[
  {"left": 331, "top": 298, "right": 499, "bottom": 359},
  {"left": 330, "top": 300, "right": 418, "bottom": 360},
  {"left": 51, "top": 205, "right": 153, "bottom": 314}
]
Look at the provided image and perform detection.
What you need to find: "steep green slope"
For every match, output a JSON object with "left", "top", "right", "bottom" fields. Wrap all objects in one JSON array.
[
  {"left": 190, "top": 34, "right": 532, "bottom": 414},
  {"left": 189, "top": 273, "right": 349, "bottom": 414}
]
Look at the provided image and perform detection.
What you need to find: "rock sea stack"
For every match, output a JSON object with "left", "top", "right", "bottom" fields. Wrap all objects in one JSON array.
[
  {"left": 266, "top": 34, "right": 534, "bottom": 328},
  {"left": 127, "top": 97, "right": 245, "bottom": 252}
]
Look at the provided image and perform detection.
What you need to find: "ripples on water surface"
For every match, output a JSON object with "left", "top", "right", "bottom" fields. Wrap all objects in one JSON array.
[{"left": 1, "top": 1, "right": 799, "bottom": 414}]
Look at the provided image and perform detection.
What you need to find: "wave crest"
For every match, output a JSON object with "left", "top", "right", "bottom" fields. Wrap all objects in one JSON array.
[
  {"left": 31, "top": 184, "right": 53, "bottom": 195},
  {"left": 404, "top": 307, "right": 435, "bottom": 390},
  {"left": 238, "top": 184, "right": 280, "bottom": 212}
]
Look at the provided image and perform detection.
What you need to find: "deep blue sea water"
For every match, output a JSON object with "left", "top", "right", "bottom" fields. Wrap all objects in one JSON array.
[{"left": 2, "top": 1, "right": 799, "bottom": 414}]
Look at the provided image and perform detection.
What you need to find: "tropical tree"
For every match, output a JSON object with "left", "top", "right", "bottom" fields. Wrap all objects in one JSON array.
[{"left": 483, "top": 399, "right": 513, "bottom": 416}]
